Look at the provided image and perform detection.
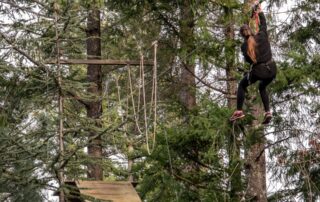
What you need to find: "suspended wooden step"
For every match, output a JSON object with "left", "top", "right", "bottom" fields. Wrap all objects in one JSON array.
[
  {"left": 64, "top": 181, "right": 142, "bottom": 202},
  {"left": 45, "top": 59, "right": 153, "bottom": 66}
]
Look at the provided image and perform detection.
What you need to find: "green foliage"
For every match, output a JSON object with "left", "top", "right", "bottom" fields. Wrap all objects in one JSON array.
[
  {"left": 0, "top": 0, "right": 319, "bottom": 201},
  {"left": 137, "top": 101, "right": 232, "bottom": 201},
  {"left": 0, "top": 64, "right": 53, "bottom": 201}
]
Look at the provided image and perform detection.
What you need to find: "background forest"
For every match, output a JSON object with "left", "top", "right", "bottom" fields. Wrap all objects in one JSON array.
[{"left": 0, "top": 0, "right": 319, "bottom": 201}]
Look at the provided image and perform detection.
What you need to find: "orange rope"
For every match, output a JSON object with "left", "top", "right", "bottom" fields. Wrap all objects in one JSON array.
[{"left": 254, "top": 12, "right": 260, "bottom": 33}]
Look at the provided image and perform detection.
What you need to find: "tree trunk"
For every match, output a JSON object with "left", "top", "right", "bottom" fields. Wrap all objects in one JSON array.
[
  {"left": 224, "top": 6, "right": 242, "bottom": 201},
  {"left": 243, "top": 0, "right": 267, "bottom": 200},
  {"left": 86, "top": 2, "right": 103, "bottom": 180},
  {"left": 178, "top": 1, "right": 199, "bottom": 199},
  {"left": 245, "top": 104, "right": 267, "bottom": 201},
  {"left": 179, "top": 0, "right": 196, "bottom": 111}
]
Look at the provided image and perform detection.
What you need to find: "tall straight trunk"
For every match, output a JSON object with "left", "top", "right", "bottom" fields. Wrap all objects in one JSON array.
[
  {"left": 178, "top": 1, "right": 198, "bottom": 199},
  {"left": 244, "top": 0, "right": 267, "bottom": 201},
  {"left": 224, "top": 6, "right": 242, "bottom": 201},
  {"left": 246, "top": 104, "right": 267, "bottom": 201},
  {"left": 179, "top": 0, "right": 196, "bottom": 111},
  {"left": 86, "top": 2, "right": 103, "bottom": 180}
]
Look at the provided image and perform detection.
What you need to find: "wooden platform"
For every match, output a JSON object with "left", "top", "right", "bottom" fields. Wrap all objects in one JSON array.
[{"left": 75, "top": 181, "right": 141, "bottom": 202}]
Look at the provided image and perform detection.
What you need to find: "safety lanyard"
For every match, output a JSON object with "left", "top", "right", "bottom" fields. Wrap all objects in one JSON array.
[{"left": 254, "top": 12, "right": 260, "bottom": 33}]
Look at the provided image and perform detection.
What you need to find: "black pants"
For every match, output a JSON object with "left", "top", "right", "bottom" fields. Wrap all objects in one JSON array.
[{"left": 237, "top": 61, "right": 277, "bottom": 112}]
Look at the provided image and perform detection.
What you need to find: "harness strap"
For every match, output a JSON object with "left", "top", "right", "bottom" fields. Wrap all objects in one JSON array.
[
  {"left": 255, "top": 58, "right": 274, "bottom": 66},
  {"left": 247, "top": 63, "right": 254, "bottom": 84},
  {"left": 246, "top": 59, "right": 274, "bottom": 83}
]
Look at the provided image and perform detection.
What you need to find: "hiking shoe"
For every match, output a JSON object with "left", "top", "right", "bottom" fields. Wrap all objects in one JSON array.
[
  {"left": 230, "top": 110, "right": 245, "bottom": 122},
  {"left": 262, "top": 112, "right": 272, "bottom": 125}
]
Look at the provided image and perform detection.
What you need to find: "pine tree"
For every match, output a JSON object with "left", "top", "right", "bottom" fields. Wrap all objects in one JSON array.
[{"left": 0, "top": 0, "right": 319, "bottom": 201}]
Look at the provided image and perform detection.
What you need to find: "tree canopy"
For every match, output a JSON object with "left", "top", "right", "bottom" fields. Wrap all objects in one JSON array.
[{"left": 0, "top": 0, "right": 319, "bottom": 201}]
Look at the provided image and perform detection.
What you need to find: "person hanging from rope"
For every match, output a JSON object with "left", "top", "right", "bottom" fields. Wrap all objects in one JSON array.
[{"left": 230, "top": 1, "right": 277, "bottom": 124}]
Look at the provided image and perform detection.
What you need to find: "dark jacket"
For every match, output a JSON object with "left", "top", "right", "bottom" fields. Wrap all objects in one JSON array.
[{"left": 241, "top": 12, "right": 272, "bottom": 65}]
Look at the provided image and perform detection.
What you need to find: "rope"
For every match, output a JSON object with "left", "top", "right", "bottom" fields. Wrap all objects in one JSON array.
[
  {"left": 101, "top": 42, "right": 202, "bottom": 155},
  {"left": 114, "top": 75, "right": 126, "bottom": 149},
  {"left": 254, "top": 12, "right": 260, "bottom": 33},
  {"left": 137, "top": 41, "right": 159, "bottom": 155},
  {"left": 164, "top": 129, "right": 179, "bottom": 201},
  {"left": 127, "top": 65, "right": 143, "bottom": 134},
  {"left": 164, "top": 129, "right": 173, "bottom": 176},
  {"left": 251, "top": 0, "right": 264, "bottom": 33},
  {"left": 140, "top": 53, "right": 151, "bottom": 154},
  {"left": 151, "top": 41, "right": 158, "bottom": 151},
  {"left": 115, "top": 75, "right": 124, "bottom": 123},
  {"left": 138, "top": 56, "right": 142, "bottom": 123}
]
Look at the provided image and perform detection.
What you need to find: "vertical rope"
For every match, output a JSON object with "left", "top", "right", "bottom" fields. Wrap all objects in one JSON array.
[
  {"left": 115, "top": 74, "right": 128, "bottom": 149},
  {"left": 151, "top": 41, "right": 158, "bottom": 151},
  {"left": 137, "top": 42, "right": 159, "bottom": 155},
  {"left": 254, "top": 12, "right": 260, "bottom": 33},
  {"left": 137, "top": 57, "right": 142, "bottom": 120},
  {"left": 115, "top": 75, "right": 124, "bottom": 122},
  {"left": 127, "top": 65, "right": 143, "bottom": 134},
  {"left": 141, "top": 53, "right": 150, "bottom": 154},
  {"left": 164, "top": 129, "right": 179, "bottom": 200}
]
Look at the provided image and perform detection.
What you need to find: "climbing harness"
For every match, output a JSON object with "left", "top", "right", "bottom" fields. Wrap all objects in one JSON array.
[{"left": 246, "top": 58, "right": 274, "bottom": 84}]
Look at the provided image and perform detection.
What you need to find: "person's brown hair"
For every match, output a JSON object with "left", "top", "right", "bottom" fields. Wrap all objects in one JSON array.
[{"left": 240, "top": 25, "right": 257, "bottom": 63}]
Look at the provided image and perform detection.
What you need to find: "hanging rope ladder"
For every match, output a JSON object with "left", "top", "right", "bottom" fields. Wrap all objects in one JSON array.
[{"left": 126, "top": 41, "right": 158, "bottom": 155}]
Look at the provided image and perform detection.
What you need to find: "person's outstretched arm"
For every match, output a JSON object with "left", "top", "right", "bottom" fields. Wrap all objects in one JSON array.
[
  {"left": 258, "top": 11, "right": 267, "bottom": 34},
  {"left": 252, "top": 1, "right": 267, "bottom": 34}
]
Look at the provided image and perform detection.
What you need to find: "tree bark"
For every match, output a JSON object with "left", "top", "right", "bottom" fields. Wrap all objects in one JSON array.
[
  {"left": 86, "top": 2, "right": 103, "bottom": 180},
  {"left": 223, "top": 5, "right": 242, "bottom": 201},
  {"left": 179, "top": 0, "right": 196, "bottom": 111},
  {"left": 243, "top": 1, "right": 267, "bottom": 201},
  {"left": 178, "top": 1, "right": 199, "bottom": 199},
  {"left": 245, "top": 104, "right": 267, "bottom": 201}
]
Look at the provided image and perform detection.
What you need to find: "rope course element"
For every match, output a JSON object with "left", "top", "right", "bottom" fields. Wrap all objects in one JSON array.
[
  {"left": 128, "top": 65, "right": 143, "bottom": 135},
  {"left": 140, "top": 53, "right": 150, "bottom": 154},
  {"left": 126, "top": 41, "right": 158, "bottom": 155},
  {"left": 151, "top": 41, "right": 158, "bottom": 152},
  {"left": 140, "top": 41, "right": 159, "bottom": 154}
]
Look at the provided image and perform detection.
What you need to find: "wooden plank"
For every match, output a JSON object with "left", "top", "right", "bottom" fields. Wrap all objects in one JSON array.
[
  {"left": 76, "top": 181, "right": 141, "bottom": 202},
  {"left": 46, "top": 59, "right": 153, "bottom": 66}
]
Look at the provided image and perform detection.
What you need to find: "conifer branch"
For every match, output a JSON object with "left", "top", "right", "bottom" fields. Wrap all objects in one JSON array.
[{"left": 182, "top": 61, "right": 228, "bottom": 94}]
